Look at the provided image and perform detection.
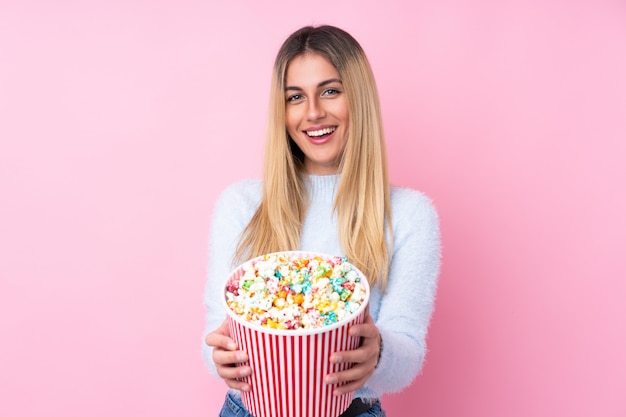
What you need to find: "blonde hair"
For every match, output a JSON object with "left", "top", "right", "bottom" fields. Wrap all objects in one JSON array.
[{"left": 235, "top": 25, "right": 392, "bottom": 289}]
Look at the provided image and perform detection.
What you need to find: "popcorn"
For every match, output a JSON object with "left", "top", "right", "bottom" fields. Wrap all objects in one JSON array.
[{"left": 225, "top": 253, "right": 367, "bottom": 330}]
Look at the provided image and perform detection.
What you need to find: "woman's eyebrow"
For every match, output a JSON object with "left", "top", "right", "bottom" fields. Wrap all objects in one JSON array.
[
  {"left": 318, "top": 78, "right": 342, "bottom": 87},
  {"left": 285, "top": 78, "right": 343, "bottom": 91}
]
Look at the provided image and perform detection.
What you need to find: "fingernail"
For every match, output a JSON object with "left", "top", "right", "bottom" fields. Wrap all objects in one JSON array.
[
  {"left": 227, "top": 341, "right": 237, "bottom": 350},
  {"left": 326, "top": 375, "right": 337, "bottom": 384},
  {"left": 236, "top": 352, "right": 248, "bottom": 362}
]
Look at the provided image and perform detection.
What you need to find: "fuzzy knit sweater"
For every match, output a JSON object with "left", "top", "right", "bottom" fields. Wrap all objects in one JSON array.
[{"left": 202, "top": 174, "right": 441, "bottom": 401}]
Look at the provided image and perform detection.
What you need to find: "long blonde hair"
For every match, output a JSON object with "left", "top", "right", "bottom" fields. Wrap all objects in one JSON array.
[{"left": 235, "top": 25, "right": 392, "bottom": 289}]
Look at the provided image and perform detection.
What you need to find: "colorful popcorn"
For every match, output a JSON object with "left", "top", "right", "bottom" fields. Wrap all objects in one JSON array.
[{"left": 225, "top": 252, "right": 368, "bottom": 330}]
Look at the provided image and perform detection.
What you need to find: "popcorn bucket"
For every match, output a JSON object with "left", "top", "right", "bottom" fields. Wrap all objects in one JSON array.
[{"left": 222, "top": 251, "right": 370, "bottom": 417}]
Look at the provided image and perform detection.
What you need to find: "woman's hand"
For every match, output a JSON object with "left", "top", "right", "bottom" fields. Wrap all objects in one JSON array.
[
  {"left": 205, "top": 319, "right": 252, "bottom": 391},
  {"left": 325, "top": 311, "right": 381, "bottom": 396}
]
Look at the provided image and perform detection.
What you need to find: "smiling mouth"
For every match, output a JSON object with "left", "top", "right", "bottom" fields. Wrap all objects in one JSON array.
[{"left": 305, "top": 127, "right": 336, "bottom": 138}]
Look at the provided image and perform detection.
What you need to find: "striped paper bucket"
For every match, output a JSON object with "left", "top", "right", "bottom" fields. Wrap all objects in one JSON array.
[{"left": 222, "top": 251, "right": 370, "bottom": 417}]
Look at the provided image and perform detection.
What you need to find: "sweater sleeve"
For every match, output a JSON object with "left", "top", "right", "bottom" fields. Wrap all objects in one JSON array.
[
  {"left": 201, "top": 180, "right": 261, "bottom": 376},
  {"left": 365, "top": 188, "right": 442, "bottom": 393}
]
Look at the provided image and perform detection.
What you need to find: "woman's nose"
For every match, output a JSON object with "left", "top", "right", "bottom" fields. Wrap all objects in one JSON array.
[{"left": 307, "top": 97, "right": 325, "bottom": 120}]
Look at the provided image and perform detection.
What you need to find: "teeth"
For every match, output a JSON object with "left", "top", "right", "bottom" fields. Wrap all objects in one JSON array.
[{"left": 306, "top": 127, "right": 336, "bottom": 137}]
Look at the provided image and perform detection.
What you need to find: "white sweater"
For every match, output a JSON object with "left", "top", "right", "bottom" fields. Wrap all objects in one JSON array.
[{"left": 203, "top": 174, "right": 441, "bottom": 400}]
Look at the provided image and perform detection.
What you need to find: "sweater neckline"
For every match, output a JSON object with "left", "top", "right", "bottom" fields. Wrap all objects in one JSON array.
[{"left": 305, "top": 174, "right": 340, "bottom": 200}]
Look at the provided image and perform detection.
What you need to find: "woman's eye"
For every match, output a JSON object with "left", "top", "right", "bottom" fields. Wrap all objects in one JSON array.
[
  {"left": 322, "top": 88, "right": 340, "bottom": 96},
  {"left": 287, "top": 94, "right": 303, "bottom": 102}
]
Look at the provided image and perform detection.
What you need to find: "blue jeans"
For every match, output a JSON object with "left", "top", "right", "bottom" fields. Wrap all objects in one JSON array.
[{"left": 219, "top": 390, "right": 386, "bottom": 417}]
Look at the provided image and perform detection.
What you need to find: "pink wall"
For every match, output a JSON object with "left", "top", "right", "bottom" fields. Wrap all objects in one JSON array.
[{"left": 1, "top": 0, "right": 625, "bottom": 416}]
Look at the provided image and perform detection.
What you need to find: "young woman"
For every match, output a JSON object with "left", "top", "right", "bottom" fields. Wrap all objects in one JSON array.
[{"left": 203, "top": 25, "right": 441, "bottom": 417}]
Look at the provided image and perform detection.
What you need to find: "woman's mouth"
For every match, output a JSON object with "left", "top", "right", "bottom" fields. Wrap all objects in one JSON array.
[{"left": 305, "top": 127, "right": 336, "bottom": 138}]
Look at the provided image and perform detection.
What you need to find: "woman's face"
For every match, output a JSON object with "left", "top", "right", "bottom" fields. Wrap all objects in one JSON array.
[{"left": 284, "top": 53, "right": 349, "bottom": 175}]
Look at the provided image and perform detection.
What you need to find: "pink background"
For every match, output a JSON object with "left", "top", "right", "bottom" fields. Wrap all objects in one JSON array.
[{"left": 1, "top": 0, "right": 625, "bottom": 416}]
